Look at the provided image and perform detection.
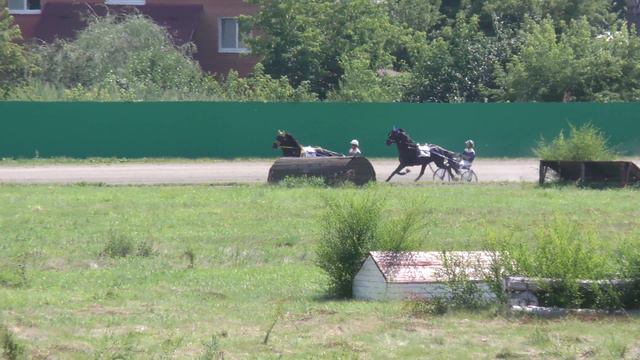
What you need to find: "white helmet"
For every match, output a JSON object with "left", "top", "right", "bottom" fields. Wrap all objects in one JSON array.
[
  {"left": 351, "top": 139, "right": 359, "bottom": 146},
  {"left": 465, "top": 139, "right": 474, "bottom": 148}
]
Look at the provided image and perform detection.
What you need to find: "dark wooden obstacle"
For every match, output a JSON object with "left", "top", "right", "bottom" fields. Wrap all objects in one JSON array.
[
  {"left": 539, "top": 160, "right": 640, "bottom": 186},
  {"left": 268, "top": 157, "right": 376, "bottom": 185}
]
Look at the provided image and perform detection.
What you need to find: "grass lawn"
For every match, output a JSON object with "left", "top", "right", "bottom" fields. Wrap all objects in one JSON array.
[{"left": 1, "top": 183, "right": 639, "bottom": 359}]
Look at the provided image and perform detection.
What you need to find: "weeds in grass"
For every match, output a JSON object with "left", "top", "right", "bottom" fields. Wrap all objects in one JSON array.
[
  {"left": 528, "top": 327, "right": 550, "bottom": 346},
  {"left": 262, "top": 301, "right": 284, "bottom": 345},
  {"left": 184, "top": 248, "right": 196, "bottom": 269},
  {"left": 605, "top": 338, "right": 627, "bottom": 358},
  {"left": 279, "top": 176, "right": 326, "bottom": 188},
  {"left": 1, "top": 324, "right": 25, "bottom": 360},
  {"left": 403, "top": 297, "right": 448, "bottom": 317},
  {"left": 136, "top": 239, "right": 154, "bottom": 257},
  {"left": 0, "top": 255, "right": 28, "bottom": 288},
  {"left": 94, "top": 332, "right": 140, "bottom": 359},
  {"left": 201, "top": 334, "right": 224, "bottom": 360},
  {"left": 101, "top": 232, "right": 134, "bottom": 258},
  {"left": 101, "top": 231, "right": 155, "bottom": 258}
]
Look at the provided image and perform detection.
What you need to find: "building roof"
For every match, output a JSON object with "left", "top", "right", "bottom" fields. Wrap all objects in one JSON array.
[
  {"left": 34, "top": 3, "right": 203, "bottom": 44},
  {"left": 367, "top": 251, "right": 496, "bottom": 284}
]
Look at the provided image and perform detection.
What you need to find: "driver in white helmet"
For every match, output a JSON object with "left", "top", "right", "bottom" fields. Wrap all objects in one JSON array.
[
  {"left": 348, "top": 139, "right": 361, "bottom": 156},
  {"left": 460, "top": 139, "right": 475, "bottom": 169}
]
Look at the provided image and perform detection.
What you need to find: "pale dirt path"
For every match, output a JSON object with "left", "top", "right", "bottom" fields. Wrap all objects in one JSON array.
[{"left": 0, "top": 159, "right": 545, "bottom": 185}]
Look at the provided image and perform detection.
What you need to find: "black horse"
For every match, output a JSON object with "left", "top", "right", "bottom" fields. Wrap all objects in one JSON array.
[
  {"left": 385, "top": 127, "right": 458, "bottom": 182},
  {"left": 272, "top": 130, "right": 344, "bottom": 157}
]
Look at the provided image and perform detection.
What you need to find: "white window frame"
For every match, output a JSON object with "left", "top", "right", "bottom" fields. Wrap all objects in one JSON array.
[
  {"left": 7, "top": 0, "right": 41, "bottom": 14},
  {"left": 218, "top": 17, "right": 249, "bottom": 54},
  {"left": 105, "top": 0, "right": 146, "bottom": 5}
]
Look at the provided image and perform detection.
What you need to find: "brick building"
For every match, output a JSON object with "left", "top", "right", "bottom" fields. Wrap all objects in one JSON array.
[{"left": 7, "top": 0, "right": 258, "bottom": 76}]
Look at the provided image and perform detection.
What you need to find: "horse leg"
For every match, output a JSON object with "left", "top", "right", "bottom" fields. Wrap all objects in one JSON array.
[
  {"left": 415, "top": 164, "right": 427, "bottom": 181},
  {"left": 386, "top": 164, "right": 405, "bottom": 182}
]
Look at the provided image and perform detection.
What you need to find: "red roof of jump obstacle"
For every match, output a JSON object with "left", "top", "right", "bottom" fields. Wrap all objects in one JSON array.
[
  {"left": 367, "top": 251, "right": 497, "bottom": 283},
  {"left": 34, "top": 3, "right": 203, "bottom": 45}
]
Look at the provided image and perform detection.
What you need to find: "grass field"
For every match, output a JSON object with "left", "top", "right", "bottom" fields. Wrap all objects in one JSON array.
[{"left": 1, "top": 183, "right": 639, "bottom": 359}]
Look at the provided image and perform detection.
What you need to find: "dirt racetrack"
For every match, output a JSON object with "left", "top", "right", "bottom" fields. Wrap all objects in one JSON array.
[{"left": 0, "top": 159, "right": 549, "bottom": 185}]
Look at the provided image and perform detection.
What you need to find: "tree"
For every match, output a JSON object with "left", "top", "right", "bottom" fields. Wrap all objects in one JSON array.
[
  {"left": 386, "top": 0, "right": 443, "bottom": 34},
  {"left": 31, "top": 13, "right": 207, "bottom": 100},
  {"left": 245, "top": 0, "right": 409, "bottom": 98},
  {"left": 326, "top": 50, "right": 409, "bottom": 102},
  {"left": 495, "top": 18, "right": 640, "bottom": 102},
  {"left": 0, "top": 0, "right": 31, "bottom": 97},
  {"left": 405, "top": 13, "right": 497, "bottom": 102}
]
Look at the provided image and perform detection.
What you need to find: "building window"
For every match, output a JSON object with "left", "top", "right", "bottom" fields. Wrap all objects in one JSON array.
[
  {"left": 218, "top": 17, "right": 248, "bottom": 54},
  {"left": 105, "top": 0, "right": 146, "bottom": 5},
  {"left": 8, "top": 0, "right": 41, "bottom": 14}
]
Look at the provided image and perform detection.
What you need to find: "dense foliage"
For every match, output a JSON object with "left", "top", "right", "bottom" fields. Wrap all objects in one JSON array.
[
  {"left": 247, "top": 0, "right": 640, "bottom": 102},
  {"left": 0, "top": 0, "right": 33, "bottom": 98},
  {"left": 3, "top": 0, "right": 640, "bottom": 101}
]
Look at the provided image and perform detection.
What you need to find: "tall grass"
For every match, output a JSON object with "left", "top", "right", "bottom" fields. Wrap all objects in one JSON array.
[{"left": 485, "top": 216, "right": 640, "bottom": 309}]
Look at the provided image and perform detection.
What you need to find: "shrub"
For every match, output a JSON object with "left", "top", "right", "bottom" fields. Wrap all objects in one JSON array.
[
  {"left": 315, "top": 194, "right": 422, "bottom": 297},
  {"left": 534, "top": 122, "right": 617, "bottom": 161},
  {"left": 316, "top": 195, "right": 382, "bottom": 297},
  {"left": 101, "top": 230, "right": 155, "bottom": 258},
  {"left": 487, "top": 216, "right": 621, "bottom": 309},
  {"left": 439, "top": 251, "right": 486, "bottom": 309}
]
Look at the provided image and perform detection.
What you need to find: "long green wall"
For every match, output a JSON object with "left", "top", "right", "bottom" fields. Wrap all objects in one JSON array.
[{"left": 1, "top": 102, "right": 639, "bottom": 158}]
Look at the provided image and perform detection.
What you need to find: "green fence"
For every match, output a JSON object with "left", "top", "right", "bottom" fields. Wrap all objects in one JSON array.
[{"left": 1, "top": 102, "right": 639, "bottom": 158}]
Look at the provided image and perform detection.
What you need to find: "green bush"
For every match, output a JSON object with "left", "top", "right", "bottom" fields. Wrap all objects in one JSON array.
[
  {"left": 487, "top": 216, "right": 622, "bottom": 309},
  {"left": 101, "top": 230, "right": 155, "bottom": 258},
  {"left": 440, "top": 251, "right": 486, "bottom": 309},
  {"left": 534, "top": 122, "right": 617, "bottom": 161},
  {"left": 315, "top": 194, "right": 422, "bottom": 297}
]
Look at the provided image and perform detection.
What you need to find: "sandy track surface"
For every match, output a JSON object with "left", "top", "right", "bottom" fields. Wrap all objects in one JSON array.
[{"left": 0, "top": 159, "right": 546, "bottom": 185}]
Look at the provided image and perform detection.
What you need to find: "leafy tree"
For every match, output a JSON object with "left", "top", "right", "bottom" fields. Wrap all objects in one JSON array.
[
  {"left": 0, "top": 0, "right": 32, "bottom": 97},
  {"left": 219, "top": 64, "right": 317, "bottom": 101},
  {"left": 405, "top": 14, "right": 497, "bottom": 102},
  {"left": 31, "top": 13, "right": 206, "bottom": 100},
  {"left": 245, "top": 0, "right": 408, "bottom": 98},
  {"left": 327, "top": 51, "right": 409, "bottom": 102},
  {"left": 495, "top": 18, "right": 640, "bottom": 102},
  {"left": 480, "top": 0, "right": 616, "bottom": 29},
  {"left": 386, "top": 0, "right": 443, "bottom": 34}
]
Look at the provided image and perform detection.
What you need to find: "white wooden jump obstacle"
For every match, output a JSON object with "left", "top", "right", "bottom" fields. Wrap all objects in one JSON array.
[{"left": 353, "top": 251, "right": 497, "bottom": 301}]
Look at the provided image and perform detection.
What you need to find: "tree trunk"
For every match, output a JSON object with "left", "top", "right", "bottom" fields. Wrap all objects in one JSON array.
[{"left": 627, "top": 0, "right": 640, "bottom": 34}]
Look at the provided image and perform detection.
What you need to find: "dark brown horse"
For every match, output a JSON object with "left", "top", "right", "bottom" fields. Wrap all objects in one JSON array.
[
  {"left": 272, "top": 130, "right": 344, "bottom": 157},
  {"left": 385, "top": 127, "right": 457, "bottom": 182}
]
